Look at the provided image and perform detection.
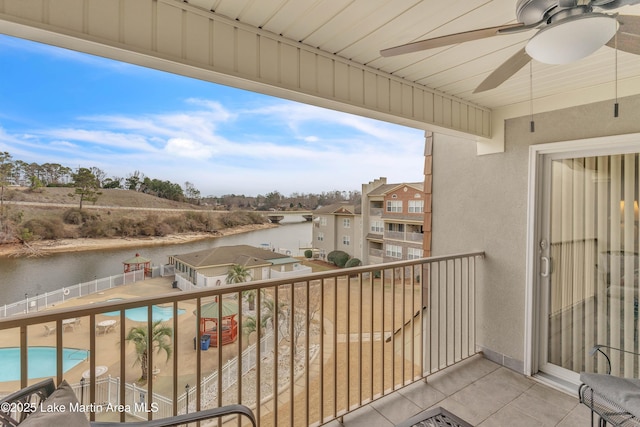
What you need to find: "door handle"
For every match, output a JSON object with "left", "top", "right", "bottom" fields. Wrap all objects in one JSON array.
[{"left": 541, "top": 256, "right": 550, "bottom": 277}]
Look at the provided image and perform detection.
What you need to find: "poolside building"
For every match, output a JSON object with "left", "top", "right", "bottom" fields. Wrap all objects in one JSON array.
[{"left": 171, "top": 244, "right": 311, "bottom": 287}]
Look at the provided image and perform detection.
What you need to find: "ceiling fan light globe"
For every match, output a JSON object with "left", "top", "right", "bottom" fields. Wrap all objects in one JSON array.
[{"left": 525, "top": 13, "right": 618, "bottom": 64}]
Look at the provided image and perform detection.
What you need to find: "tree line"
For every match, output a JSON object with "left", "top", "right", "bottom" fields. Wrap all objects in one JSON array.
[
  {"left": 202, "top": 190, "right": 361, "bottom": 211},
  {"left": 0, "top": 151, "right": 361, "bottom": 211},
  {"left": 0, "top": 151, "right": 199, "bottom": 206}
]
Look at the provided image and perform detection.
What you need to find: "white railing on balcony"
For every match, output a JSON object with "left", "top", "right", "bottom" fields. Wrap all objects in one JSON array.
[
  {"left": 384, "top": 230, "right": 404, "bottom": 240},
  {"left": 67, "top": 327, "right": 279, "bottom": 420},
  {"left": 406, "top": 232, "right": 424, "bottom": 243},
  {"left": 0, "top": 252, "right": 483, "bottom": 427},
  {"left": 0, "top": 270, "right": 146, "bottom": 318},
  {"left": 368, "top": 248, "right": 384, "bottom": 258}
]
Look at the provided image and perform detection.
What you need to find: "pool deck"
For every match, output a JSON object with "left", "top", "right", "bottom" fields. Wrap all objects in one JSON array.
[{"left": 0, "top": 276, "right": 227, "bottom": 397}]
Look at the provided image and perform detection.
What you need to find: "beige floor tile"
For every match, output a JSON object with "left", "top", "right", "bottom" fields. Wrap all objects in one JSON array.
[
  {"left": 524, "top": 383, "right": 580, "bottom": 413},
  {"left": 557, "top": 403, "right": 592, "bottom": 426},
  {"left": 478, "top": 403, "right": 547, "bottom": 427},
  {"left": 510, "top": 391, "right": 575, "bottom": 425},
  {"left": 340, "top": 405, "right": 394, "bottom": 427},
  {"left": 426, "top": 354, "right": 500, "bottom": 396},
  {"left": 370, "top": 390, "right": 421, "bottom": 425},
  {"left": 396, "top": 380, "right": 446, "bottom": 410}
]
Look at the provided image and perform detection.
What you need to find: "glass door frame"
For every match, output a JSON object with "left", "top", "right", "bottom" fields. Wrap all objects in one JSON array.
[{"left": 525, "top": 133, "right": 640, "bottom": 385}]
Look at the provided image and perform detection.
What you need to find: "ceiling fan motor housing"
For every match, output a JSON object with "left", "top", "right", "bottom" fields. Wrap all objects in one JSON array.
[{"left": 516, "top": 0, "right": 565, "bottom": 24}]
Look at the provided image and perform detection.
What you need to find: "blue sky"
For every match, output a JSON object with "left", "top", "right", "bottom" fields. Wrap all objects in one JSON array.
[{"left": 0, "top": 34, "right": 425, "bottom": 197}]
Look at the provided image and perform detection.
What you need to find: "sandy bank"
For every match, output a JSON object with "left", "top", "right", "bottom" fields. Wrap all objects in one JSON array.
[{"left": 0, "top": 223, "right": 278, "bottom": 258}]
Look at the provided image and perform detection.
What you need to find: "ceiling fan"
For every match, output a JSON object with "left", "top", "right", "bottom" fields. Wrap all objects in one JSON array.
[{"left": 380, "top": 0, "right": 640, "bottom": 93}]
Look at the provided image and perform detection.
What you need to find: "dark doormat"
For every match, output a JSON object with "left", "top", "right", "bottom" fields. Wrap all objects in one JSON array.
[{"left": 395, "top": 406, "right": 473, "bottom": 427}]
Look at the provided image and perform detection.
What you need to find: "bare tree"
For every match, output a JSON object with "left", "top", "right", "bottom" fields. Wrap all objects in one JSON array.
[{"left": 279, "top": 282, "right": 320, "bottom": 362}]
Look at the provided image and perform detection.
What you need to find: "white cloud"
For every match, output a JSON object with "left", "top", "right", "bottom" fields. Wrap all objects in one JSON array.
[
  {"left": 165, "top": 138, "right": 216, "bottom": 159},
  {"left": 6, "top": 97, "right": 425, "bottom": 195}
]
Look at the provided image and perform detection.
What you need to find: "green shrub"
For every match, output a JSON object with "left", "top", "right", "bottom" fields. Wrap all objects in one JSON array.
[
  {"left": 304, "top": 249, "right": 313, "bottom": 259},
  {"left": 327, "top": 250, "right": 351, "bottom": 267},
  {"left": 344, "top": 258, "right": 361, "bottom": 268},
  {"left": 324, "top": 250, "right": 352, "bottom": 267},
  {"left": 19, "top": 228, "right": 33, "bottom": 242},
  {"left": 334, "top": 252, "right": 350, "bottom": 267}
]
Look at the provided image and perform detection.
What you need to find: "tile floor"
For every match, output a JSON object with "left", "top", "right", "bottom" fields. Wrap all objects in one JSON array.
[{"left": 326, "top": 354, "right": 592, "bottom": 426}]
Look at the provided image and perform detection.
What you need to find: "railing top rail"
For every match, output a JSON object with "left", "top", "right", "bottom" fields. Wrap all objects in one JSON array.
[{"left": 0, "top": 251, "right": 484, "bottom": 329}]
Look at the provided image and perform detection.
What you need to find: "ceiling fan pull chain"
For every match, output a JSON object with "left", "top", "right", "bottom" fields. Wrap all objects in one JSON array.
[
  {"left": 530, "top": 61, "right": 535, "bottom": 133},
  {"left": 614, "top": 26, "right": 619, "bottom": 118}
]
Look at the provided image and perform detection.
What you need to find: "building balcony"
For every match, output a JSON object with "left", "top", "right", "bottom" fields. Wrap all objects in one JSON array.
[
  {"left": 384, "top": 230, "right": 405, "bottom": 240},
  {"left": 383, "top": 231, "right": 423, "bottom": 244},
  {"left": 0, "top": 252, "right": 587, "bottom": 426},
  {"left": 406, "top": 232, "right": 424, "bottom": 243},
  {"left": 368, "top": 248, "right": 384, "bottom": 258}
]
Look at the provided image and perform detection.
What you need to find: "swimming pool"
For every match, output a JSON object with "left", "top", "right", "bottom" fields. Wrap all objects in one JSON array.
[
  {"left": 103, "top": 304, "right": 186, "bottom": 322},
  {"left": 0, "top": 347, "right": 89, "bottom": 382}
]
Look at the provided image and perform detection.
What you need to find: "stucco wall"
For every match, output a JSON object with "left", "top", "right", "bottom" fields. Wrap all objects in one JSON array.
[{"left": 430, "top": 93, "right": 640, "bottom": 372}]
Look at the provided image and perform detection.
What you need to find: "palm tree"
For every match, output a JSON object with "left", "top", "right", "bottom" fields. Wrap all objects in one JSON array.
[
  {"left": 226, "top": 264, "right": 251, "bottom": 284},
  {"left": 262, "top": 292, "right": 286, "bottom": 330},
  {"left": 226, "top": 264, "right": 255, "bottom": 310},
  {"left": 125, "top": 320, "right": 173, "bottom": 382},
  {"left": 243, "top": 293, "right": 286, "bottom": 338},
  {"left": 242, "top": 315, "right": 263, "bottom": 337}
]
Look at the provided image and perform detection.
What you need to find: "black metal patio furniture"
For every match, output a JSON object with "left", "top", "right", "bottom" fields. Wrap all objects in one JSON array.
[
  {"left": 0, "top": 378, "right": 256, "bottom": 427},
  {"left": 579, "top": 345, "right": 640, "bottom": 427},
  {"left": 395, "top": 406, "right": 473, "bottom": 427}
]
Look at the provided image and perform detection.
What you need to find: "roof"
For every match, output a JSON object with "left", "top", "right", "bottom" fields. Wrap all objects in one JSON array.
[
  {"left": 122, "top": 253, "right": 151, "bottom": 264},
  {"left": 314, "top": 203, "right": 358, "bottom": 215},
  {"left": 269, "top": 257, "right": 299, "bottom": 266},
  {"left": 367, "top": 182, "right": 424, "bottom": 197},
  {"left": 197, "top": 300, "right": 239, "bottom": 318},
  {"left": 173, "top": 245, "right": 289, "bottom": 268}
]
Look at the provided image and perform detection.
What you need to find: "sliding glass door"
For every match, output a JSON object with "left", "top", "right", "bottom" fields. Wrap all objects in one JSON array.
[{"left": 539, "top": 149, "right": 639, "bottom": 378}]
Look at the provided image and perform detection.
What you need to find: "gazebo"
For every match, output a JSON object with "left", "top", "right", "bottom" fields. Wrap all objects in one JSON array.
[
  {"left": 122, "top": 253, "right": 151, "bottom": 277},
  {"left": 196, "top": 300, "right": 238, "bottom": 347}
]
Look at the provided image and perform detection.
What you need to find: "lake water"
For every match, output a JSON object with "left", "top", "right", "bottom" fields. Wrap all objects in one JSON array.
[{"left": 0, "top": 218, "right": 312, "bottom": 305}]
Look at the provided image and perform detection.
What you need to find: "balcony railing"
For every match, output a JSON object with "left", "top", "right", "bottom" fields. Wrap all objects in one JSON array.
[
  {"left": 0, "top": 252, "right": 483, "bottom": 426},
  {"left": 368, "top": 248, "right": 384, "bottom": 257},
  {"left": 384, "top": 230, "right": 404, "bottom": 240}
]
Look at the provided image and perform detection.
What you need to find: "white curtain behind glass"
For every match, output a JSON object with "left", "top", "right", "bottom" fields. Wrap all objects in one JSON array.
[{"left": 548, "top": 154, "right": 639, "bottom": 377}]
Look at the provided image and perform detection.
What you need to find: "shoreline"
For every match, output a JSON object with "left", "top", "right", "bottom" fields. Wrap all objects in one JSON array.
[{"left": 0, "top": 222, "right": 278, "bottom": 258}]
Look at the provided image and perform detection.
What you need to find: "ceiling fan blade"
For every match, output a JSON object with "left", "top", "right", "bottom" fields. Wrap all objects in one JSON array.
[
  {"left": 473, "top": 47, "right": 532, "bottom": 93},
  {"left": 606, "top": 15, "right": 640, "bottom": 54},
  {"left": 592, "top": 0, "right": 640, "bottom": 9},
  {"left": 380, "top": 23, "right": 524, "bottom": 57}
]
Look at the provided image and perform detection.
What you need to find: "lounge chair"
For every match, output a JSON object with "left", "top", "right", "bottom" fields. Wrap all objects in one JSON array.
[
  {"left": 579, "top": 345, "right": 640, "bottom": 427},
  {"left": 0, "top": 378, "right": 256, "bottom": 427},
  {"left": 43, "top": 324, "right": 56, "bottom": 337}
]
